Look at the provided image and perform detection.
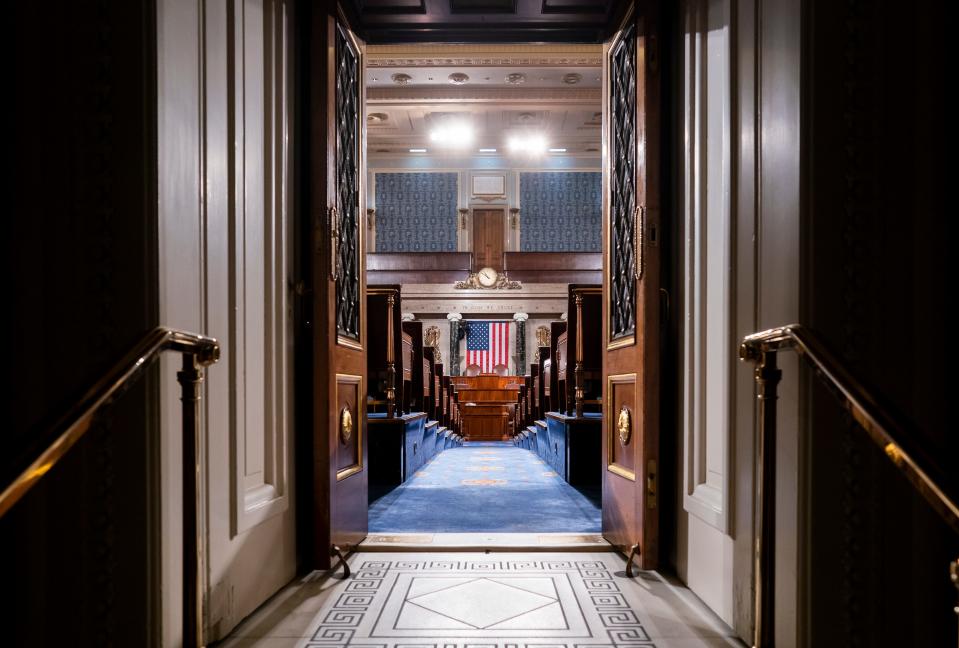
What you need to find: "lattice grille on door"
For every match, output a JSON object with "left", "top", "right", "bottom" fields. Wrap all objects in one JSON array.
[
  {"left": 335, "top": 21, "right": 360, "bottom": 340},
  {"left": 609, "top": 22, "right": 637, "bottom": 340}
]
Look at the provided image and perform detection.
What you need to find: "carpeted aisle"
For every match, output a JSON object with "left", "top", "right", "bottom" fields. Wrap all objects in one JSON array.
[{"left": 369, "top": 441, "right": 601, "bottom": 533}]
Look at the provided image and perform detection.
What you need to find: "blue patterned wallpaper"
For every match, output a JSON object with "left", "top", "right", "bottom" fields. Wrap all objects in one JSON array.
[
  {"left": 519, "top": 172, "right": 602, "bottom": 252},
  {"left": 375, "top": 173, "right": 458, "bottom": 252}
]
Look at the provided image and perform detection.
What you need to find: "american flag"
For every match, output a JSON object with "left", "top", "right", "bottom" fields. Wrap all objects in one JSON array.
[{"left": 466, "top": 321, "right": 510, "bottom": 373}]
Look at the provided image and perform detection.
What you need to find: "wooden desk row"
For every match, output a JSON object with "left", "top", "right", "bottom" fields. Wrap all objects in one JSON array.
[
  {"left": 512, "top": 284, "right": 603, "bottom": 488},
  {"left": 366, "top": 286, "right": 464, "bottom": 498}
]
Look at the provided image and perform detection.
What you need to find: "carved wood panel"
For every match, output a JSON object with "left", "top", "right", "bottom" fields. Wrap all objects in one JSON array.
[{"left": 335, "top": 374, "right": 363, "bottom": 480}]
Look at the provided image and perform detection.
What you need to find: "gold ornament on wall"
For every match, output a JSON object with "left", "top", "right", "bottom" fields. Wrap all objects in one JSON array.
[
  {"left": 424, "top": 325, "right": 443, "bottom": 363},
  {"left": 340, "top": 405, "right": 354, "bottom": 444},
  {"left": 535, "top": 325, "right": 550, "bottom": 348},
  {"left": 617, "top": 405, "right": 632, "bottom": 445}
]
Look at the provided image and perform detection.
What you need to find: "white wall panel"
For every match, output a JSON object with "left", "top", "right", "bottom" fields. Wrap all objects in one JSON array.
[
  {"left": 681, "top": 0, "right": 732, "bottom": 534},
  {"left": 158, "top": 0, "right": 294, "bottom": 643}
]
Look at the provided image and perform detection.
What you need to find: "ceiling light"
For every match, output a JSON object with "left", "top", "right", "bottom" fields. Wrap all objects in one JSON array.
[
  {"left": 507, "top": 135, "right": 547, "bottom": 155},
  {"left": 549, "top": 148, "right": 567, "bottom": 153},
  {"left": 448, "top": 72, "right": 470, "bottom": 85},
  {"left": 479, "top": 148, "right": 497, "bottom": 153},
  {"left": 429, "top": 123, "right": 474, "bottom": 147},
  {"left": 506, "top": 72, "right": 527, "bottom": 85},
  {"left": 563, "top": 73, "right": 582, "bottom": 85},
  {"left": 409, "top": 148, "right": 427, "bottom": 153},
  {"left": 391, "top": 73, "right": 412, "bottom": 86}
]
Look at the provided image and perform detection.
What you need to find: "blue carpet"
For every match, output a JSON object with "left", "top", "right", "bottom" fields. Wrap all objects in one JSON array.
[{"left": 369, "top": 441, "right": 601, "bottom": 532}]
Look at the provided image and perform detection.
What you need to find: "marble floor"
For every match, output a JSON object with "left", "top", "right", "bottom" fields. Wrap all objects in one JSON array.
[{"left": 217, "top": 551, "right": 745, "bottom": 648}]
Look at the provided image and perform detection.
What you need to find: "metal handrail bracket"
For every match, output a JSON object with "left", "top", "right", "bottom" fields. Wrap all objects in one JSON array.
[
  {"left": 740, "top": 323, "right": 959, "bottom": 647},
  {"left": 0, "top": 326, "right": 220, "bottom": 648}
]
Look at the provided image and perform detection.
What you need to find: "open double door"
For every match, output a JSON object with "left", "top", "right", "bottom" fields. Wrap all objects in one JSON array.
[
  {"left": 600, "top": 1, "right": 663, "bottom": 570},
  {"left": 305, "top": 2, "right": 661, "bottom": 570},
  {"left": 305, "top": 4, "right": 368, "bottom": 569}
]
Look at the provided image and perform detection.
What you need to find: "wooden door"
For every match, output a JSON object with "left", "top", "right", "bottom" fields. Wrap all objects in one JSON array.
[
  {"left": 307, "top": 5, "right": 367, "bottom": 569},
  {"left": 471, "top": 208, "right": 505, "bottom": 271},
  {"left": 601, "top": 0, "right": 662, "bottom": 570}
]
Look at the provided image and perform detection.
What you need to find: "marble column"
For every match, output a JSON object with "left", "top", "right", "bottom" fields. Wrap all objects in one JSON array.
[
  {"left": 447, "top": 312, "right": 463, "bottom": 375},
  {"left": 513, "top": 312, "right": 528, "bottom": 374}
]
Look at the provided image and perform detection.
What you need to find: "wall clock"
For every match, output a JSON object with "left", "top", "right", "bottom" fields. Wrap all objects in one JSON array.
[{"left": 477, "top": 266, "right": 498, "bottom": 287}]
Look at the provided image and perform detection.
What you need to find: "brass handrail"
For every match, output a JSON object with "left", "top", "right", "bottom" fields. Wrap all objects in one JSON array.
[
  {"left": 0, "top": 326, "right": 220, "bottom": 648},
  {"left": 740, "top": 324, "right": 958, "bottom": 648}
]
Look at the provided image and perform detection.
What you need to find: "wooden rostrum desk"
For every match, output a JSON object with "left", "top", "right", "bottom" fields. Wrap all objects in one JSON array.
[{"left": 450, "top": 376, "right": 522, "bottom": 441}]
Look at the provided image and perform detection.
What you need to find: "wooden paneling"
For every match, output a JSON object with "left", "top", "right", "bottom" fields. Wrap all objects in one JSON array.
[
  {"left": 367, "top": 252, "right": 471, "bottom": 283},
  {"left": 472, "top": 208, "right": 506, "bottom": 271},
  {"left": 505, "top": 252, "right": 602, "bottom": 270},
  {"left": 367, "top": 251, "right": 602, "bottom": 284},
  {"left": 455, "top": 388, "right": 521, "bottom": 402},
  {"left": 401, "top": 321, "right": 423, "bottom": 412},
  {"left": 461, "top": 406, "right": 511, "bottom": 440},
  {"left": 367, "top": 286, "right": 401, "bottom": 417},
  {"left": 606, "top": 373, "right": 637, "bottom": 479},
  {"left": 506, "top": 252, "right": 603, "bottom": 284},
  {"left": 450, "top": 375, "right": 522, "bottom": 389},
  {"left": 548, "top": 321, "right": 567, "bottom": 412},
  {"left": 335, "top": 374, "right": 363, "bottom": 479},
  {"left": 566, "top": 285, "right": 603, "bottom": 416}
]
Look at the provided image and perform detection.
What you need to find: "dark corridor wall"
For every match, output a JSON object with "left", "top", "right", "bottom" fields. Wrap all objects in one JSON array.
[
  {"left": 5, "top": 0, "right": 160, "bottom": 644},
  {"left": 802, "top": 1, "right": 954, "bottom": 645}
]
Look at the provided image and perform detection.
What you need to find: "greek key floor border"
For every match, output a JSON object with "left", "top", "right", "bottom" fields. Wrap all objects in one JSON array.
[{"left": 301, "top": 559, "right": 655, "bottom": 648}]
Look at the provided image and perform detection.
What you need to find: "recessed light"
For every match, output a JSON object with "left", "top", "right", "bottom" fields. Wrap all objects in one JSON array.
[
  {"left": 479, "top": 148, "right": 497, "bottom": 153},
  {"left": 409, "top": 148, "right": 427, "bottom": 153},
  {"left": 505, "top": 72, "right": 527, "bottom": 85},
  {"left": 563, "top": 73, "right": 582, "bottom": 85},
  {"left": 429, "top": 122, "right": 474, "bottom": 147},
  {"left": 448, "top": 72, "right": 470, "bottom": 85},
  {"left": 507, "top": 135, "right": 547, "bottom": 155},
  {"left": 549, "top": 148, "right": 567, "bottom": 153},
  {"left": 391, "top": 73, "right": 412, "bottom": 85}
]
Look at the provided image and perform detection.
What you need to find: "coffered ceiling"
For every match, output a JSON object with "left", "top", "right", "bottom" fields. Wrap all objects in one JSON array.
[
  {"left": 366, "top": 44, "right": 602, "bottom": 157},
  {"left": 344, "top": 0, "right": 621, "bottom": 44}
]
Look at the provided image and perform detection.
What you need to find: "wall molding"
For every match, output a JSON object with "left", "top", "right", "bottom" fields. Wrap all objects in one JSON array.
[
  {"left": 368, "top": 86, "right": 601, "bottom": 104},
  {"left": 680, "top": 0, "right": 733, "bottom": 534}
]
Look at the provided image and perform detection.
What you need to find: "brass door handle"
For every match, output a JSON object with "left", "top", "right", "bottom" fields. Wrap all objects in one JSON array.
[
  {"left": 634, "top": 204, "right": 645, "bottom": 281},
  {"left": 329, "top": 206, "right": 339, "bottom": 281}
]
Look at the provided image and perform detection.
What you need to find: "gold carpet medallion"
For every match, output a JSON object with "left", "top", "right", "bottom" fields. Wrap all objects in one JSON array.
[
  {"left": 466, "top": 465, "right": 505, "bottom": 472},
  {"left": 461, "top": 478, "right": 507, "bottom": 486}
]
